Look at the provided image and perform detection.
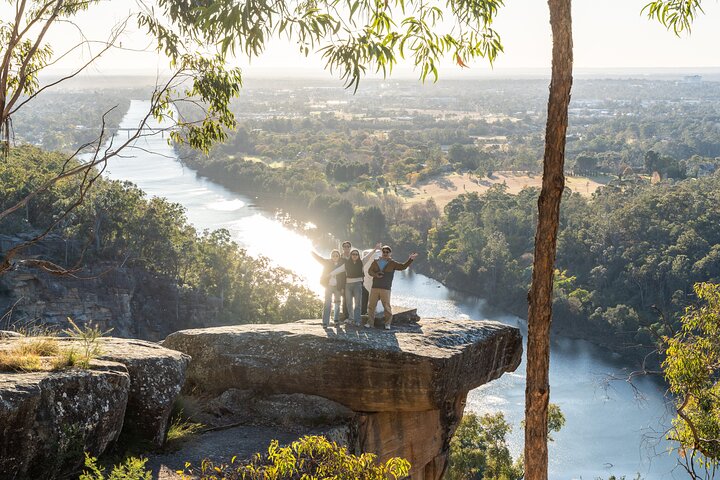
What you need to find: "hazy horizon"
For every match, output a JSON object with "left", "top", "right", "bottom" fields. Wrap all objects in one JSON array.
[
  {"left": 43, "top": 66, "right": 720, "bottom": 92},
  {"left": 13, "top": 0, "right": 720, "bottom": 86}
]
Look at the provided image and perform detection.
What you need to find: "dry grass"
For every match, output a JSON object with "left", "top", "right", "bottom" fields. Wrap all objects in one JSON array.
[
  {"left": 0, "top": 337, "right": 71, "bottom": 372},
  {"left": 0, "top": 319, "right": 107, "bottom": 373},
  {"left": 403, "top": 171, "right": 609, "bottom": 209}
]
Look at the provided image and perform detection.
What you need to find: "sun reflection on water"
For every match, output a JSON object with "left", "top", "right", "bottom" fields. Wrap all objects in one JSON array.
[{"left": 222, "top": 214, "right": 324, "bottom": 295}]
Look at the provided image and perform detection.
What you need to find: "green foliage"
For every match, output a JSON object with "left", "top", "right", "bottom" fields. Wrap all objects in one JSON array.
[
  {"left": 140, "top": 0, "right": 505, "bottom": 95},
  {"left": 80, "top": 454, "right": 152, "bottom": 480},
  {"left": 663, "top": 283, "right": 720, "bottom": 475},
  {"left": 184, "top": 435, "right": 410, "bottom": 479},
  {"left": 447, "top": 406, "right": 565, "bottom": 480},
  {"left": 446, "top": 412, "right": 523, "bottom": 480},
  {"left": 643, "top": 0, "right": 704, "bottom": 35},
  {"left": 427, "top": 186, "right": 533, "bottom": 311},
  {"left": 546, "top": 403, "right": 566, "bottom": 441}
]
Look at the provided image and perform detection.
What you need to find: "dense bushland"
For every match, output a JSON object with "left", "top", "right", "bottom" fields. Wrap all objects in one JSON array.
[{"left": 0, "top": 146, "right": 321, "bottom": 327}]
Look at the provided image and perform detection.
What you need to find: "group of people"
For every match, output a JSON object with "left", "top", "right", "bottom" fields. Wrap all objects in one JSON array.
[{"left": 311, "top": 241, "right": 418, "bottom": 330}]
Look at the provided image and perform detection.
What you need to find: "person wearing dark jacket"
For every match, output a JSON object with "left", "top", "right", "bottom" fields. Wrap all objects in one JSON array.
[
  {"left": 344, "top": 243, "right": 381, "bottom": 326},
  {"left": 339, "top": 240, "right": 352, "bottom": 320},
  {"left": 365, "top": 245, "right": 418, "bottom": 330},
  {"left": 312, "top": 249, "right": 345, "bottom": 327}
]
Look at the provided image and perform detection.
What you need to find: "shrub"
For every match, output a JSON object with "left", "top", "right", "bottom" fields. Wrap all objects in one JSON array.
[
  {"left": 183, "top": 435, "right": 411, "bottom": 479},
  {"left": 80, "top": 454, "right": 151, "bottom": 480}
]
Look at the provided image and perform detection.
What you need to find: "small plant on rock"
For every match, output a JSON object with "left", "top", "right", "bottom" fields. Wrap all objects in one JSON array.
[{"left": 63, "top": 318, "right": 112, "bottom": 369}]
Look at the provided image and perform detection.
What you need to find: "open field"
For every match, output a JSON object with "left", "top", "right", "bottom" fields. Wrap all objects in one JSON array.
[{"left": 399, "top": 172, "right": 610, "bottom": 209}]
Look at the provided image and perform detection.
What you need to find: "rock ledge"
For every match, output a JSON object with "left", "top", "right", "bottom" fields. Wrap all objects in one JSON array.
[{"left": 163, "top": 317, "right": 522, "bottom": 479}]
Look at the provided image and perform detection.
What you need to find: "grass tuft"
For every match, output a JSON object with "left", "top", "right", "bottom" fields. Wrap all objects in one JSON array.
[
  {"left": 0, "top": 337, "right": 61, "bottom": 372},
  {"left": 0, "top": 318, "right": 110, "bottom": 372},
  {"left": 166, "top": 414, "right": 204, "bottom": 443}
]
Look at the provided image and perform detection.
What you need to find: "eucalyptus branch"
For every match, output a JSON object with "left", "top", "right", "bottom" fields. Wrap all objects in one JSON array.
[
  {"left": 3, "top": 0, "right": 65, "bottom": 119},
  {"left": 9, "top": 43, "right": 113, "bottom": 116}
]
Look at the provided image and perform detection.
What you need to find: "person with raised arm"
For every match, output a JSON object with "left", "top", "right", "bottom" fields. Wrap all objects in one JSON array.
[
  {"left": 366, "top": 246, "right": 419, "bottom": 330},
  {"left": 311, "top": 249, "right": 345, "bottom": 328}
]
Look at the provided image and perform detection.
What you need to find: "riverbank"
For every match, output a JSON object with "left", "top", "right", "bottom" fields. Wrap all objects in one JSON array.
[
  {"left": 178, "top": 154, "right": 658, "bottom": 365},
  {"left": 102, "top": 100, "right": 677, "bottom": 478}
]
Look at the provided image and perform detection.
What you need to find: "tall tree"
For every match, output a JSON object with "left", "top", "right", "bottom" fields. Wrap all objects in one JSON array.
[
  {"left": 524, "top": 1, "right": 572, "bottom": 479},
  {"left": 525, "top": 2, "right": 709, "bottom": 477}
]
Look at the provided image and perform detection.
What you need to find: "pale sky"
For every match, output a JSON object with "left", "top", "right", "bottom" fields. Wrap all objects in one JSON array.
[{"left": 13, "top": 0, "right": 720, "bottom": 80}]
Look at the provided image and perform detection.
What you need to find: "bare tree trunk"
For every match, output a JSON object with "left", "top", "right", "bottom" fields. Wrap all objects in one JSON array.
[{"left": 524, "top": 1, "right": 573, "bottom": 479}]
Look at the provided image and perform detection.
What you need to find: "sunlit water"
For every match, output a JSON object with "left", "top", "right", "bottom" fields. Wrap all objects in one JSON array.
[{"left": 103, "top": 101, "right": 680, "bottom": 479}]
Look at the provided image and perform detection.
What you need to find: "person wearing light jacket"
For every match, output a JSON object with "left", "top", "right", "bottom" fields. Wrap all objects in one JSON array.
[{"left": 311, "top": 249, "right": 345, "bottom": 327}]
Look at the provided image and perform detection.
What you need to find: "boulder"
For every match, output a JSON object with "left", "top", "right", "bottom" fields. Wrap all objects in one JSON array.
[
  {"left": 0, "top": 360, "right": 129, "bottom": 479},
  {"left": 163, "top": 318, "right": 522, "bottom": 479},
  {"left": 0, "top": 337, "right": 190, "bottom": 478},
  {"left": 98, "top": 338, "right": 190, "bottom": 447}
]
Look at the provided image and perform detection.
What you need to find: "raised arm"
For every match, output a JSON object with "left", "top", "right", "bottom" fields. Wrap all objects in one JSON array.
[
  {"left": 395, "top": 253, "right": 419, "bottom": 271},
  {"left": 311, "top": 251, "right": 326, "bottom": 263},
  {"left": 362, "top": 242, "right": 383, "bottom": 264}
]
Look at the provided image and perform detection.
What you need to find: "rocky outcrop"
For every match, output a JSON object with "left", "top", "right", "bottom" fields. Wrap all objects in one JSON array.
[
  {"left": 0, "top": 360, "right": 129, "bottom": 479},
  {"left": 163, "top": 317, "right": 522, "bottom": 479},
  {"left": 98, "top": 338, "right": 190, "bottom": 447},
  {"left": 0, "top": 337, "right": 189, "bottom": 479}
]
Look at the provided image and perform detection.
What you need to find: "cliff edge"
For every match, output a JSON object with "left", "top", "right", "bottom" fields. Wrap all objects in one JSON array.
[{"left": 163, "top": 317, "right": 522, "bottom": 480}]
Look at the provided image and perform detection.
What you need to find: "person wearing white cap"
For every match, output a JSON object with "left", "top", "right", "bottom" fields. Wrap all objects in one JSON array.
[{"left": 365, "top": 245, "right": 418, "bottom": 330}]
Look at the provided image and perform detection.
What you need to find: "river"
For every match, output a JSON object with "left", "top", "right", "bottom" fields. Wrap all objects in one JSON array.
[{"left": 104, "top": 100, "right": 679, "bottom": 479}]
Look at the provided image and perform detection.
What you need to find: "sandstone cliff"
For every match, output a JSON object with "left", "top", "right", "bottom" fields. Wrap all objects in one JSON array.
[
  {"left": 0, "top": 313, "right": 521, "bottom": 480},
  {"left": 163, "top": 316, "right": 522, "bottom": 480},
  {"left": 0, "top": 265, "right": 221, "bottom": 341}
]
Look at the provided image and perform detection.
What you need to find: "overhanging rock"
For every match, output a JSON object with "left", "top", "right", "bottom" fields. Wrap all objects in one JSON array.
[{"left": 163, "top": 317, "right": 522, "bottom": 479}]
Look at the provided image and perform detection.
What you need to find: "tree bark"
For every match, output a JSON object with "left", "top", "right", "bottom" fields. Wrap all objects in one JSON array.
[{"left": 524, "top": 1, "right": 573, "bottom": 479}]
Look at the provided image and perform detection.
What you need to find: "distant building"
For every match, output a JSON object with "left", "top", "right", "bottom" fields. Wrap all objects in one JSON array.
[{"left": 683, "top": 75, "right": 702, "bottom": 83}]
